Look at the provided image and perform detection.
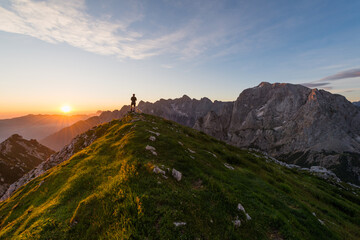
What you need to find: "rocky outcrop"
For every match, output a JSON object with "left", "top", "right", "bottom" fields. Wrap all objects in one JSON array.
[
  {"left": 138, "top": 95, "right": 233, "bottom": 128},
  {"left": 137, "top": 83, "right": 360, "bottom": 184},
  {"left": 198, "top": 82, "right": 360, "bottom": 184},
  {"left": 0, "top": 134, "right": 54, "bottom": 196},
  {"left": 0, "top": 125, "right": 102, "bottom": 201}
]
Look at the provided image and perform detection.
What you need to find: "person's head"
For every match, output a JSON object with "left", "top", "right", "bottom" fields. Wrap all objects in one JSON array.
[{"left": 133, "top": 94, "right": 135, "bottom": 96}]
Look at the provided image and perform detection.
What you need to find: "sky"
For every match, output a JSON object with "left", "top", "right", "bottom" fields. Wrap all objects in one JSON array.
[{"left": 1, "top": 0, "right": 360, "bottom": 118}]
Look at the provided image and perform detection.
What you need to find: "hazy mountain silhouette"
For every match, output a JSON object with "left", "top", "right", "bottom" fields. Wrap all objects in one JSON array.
[
  {"left": 40, "top": 106, "right": 130, "bottom": 151},
  {"left": 0, "top": 114, "right": 92, "bottom": 143}
]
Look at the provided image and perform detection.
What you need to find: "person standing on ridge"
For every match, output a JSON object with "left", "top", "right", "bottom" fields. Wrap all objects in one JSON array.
[{"left": 131, "top": 94, "right": 137, "bottom": 112}]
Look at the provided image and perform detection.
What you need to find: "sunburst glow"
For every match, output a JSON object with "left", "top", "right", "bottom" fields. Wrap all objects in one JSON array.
[{"left": 61, "top": 105, "right": 71, "bottom": 113}]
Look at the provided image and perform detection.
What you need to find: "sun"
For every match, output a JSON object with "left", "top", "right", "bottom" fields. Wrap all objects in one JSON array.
[{"left": 61, "top": 105, "right": 72, "bottom": 113}]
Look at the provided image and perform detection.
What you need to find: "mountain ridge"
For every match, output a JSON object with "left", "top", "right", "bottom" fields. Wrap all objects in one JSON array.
[
  {"left": 30, "top": 82, "right": 360, "bottom": 184},
  {"left": 0, "top": 134, "right": 54, "bottom": 197},
  {"left": 39, "top": 107, "right": 130, "bottom": 151},
  {"left": 0, "top": 113, "right": 359, "bottom": 239}
]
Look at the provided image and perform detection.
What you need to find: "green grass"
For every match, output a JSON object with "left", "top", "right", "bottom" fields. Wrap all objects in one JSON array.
[{"left": 0, "top": 113, "right": 359, "bottom": 239}]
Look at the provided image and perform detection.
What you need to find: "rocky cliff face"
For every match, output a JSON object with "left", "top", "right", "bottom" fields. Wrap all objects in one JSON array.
[
  {"left": 0, "top": 134, "right": 54, "bottom": 196},
  {"left": 138, "top": 83, "right": 360, "bottom": 184},
  {"left": 138, "top": 95, "right": 233, "bottom": 129},
  {"left": 198, "top": 83, "right": 360, "bottom": 184}
]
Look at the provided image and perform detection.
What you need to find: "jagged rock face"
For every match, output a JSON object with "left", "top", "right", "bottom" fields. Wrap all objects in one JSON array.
[
  {"left": 193, "top": 101, "right": 234, "bottom": 140},
  {"left": 0, "top": 125, "right": 102, "bottom": 201},
  {"left": 196, "top": 82, "right": 360, "bottom": 184},
  {"left": 138, "top": 95, "right": 233, "bottom": 128},
  {"left": 227, "top": 82, "right": 360, "bottom": 154},
  {"left": 136, "top": 83, "right": 360, "bottom": 184},
  {"left": 0, "top": 134, "right": 54, "bottom": 196}
]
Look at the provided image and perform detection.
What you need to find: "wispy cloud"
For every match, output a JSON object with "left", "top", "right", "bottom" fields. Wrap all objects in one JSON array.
[
  {"left": 0, "top": 0, "right": 301, "bottom": 61},
  {"left": 320, "top": 68, "right": 360, "bottom": 81},
  {"left": 301, "top": 82, "right": 331, "bottom": 88},
  {"left": 161, "top": 64, "right": 174, "bottom": 69},
  {"left": 0, "top": 0, "right": 144, "bottom": 58},
  {"left": 302, "top": 67, "right": 360, "bottom": 91}
]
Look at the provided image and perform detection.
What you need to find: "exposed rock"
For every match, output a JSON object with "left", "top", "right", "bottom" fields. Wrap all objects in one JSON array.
[
  {"left": 188, "top": 148, "right": 196, "bottom": 154},
  {"left": 145, "top": 145, "right": 157, "bottom": 156},
  {"left": 173, "top": 222, "right": 186, "bottom": 227},
  {"left": 149, "top": 136, "right": 156, "bottom": 141},
  {"left": 139, "top": 82, "right": 360, "bottom": 184},
  {"left": 0, "top": 134, "right": 54, "bottom": 198},
  {"left": 309, "top": 166, "right": 341, "bottom": 182},
  {"left": 172, "top": 168, "right": 182, "bottom": 181},
  {"left": 224, "top": 163, "right": 234, "bottom": 170},
  {"left": 147, "top": 130, "right": 160, "bottom": 136},
  {"left": 178, "top": 141, "right": 183, "bottom": 146},
  {"left": 206, "top": 151, "right": 217, "bottom": 158},
  {"left": 237, "top": 203, "right": 245, "bottom": 212},
  {"left": 153, "top": 166, "right": 165, "bottom": 175},
  {"left": 237, "top": 203, "right": 251, "bottom": 221},
  {"left": 0, "top": 126, "right": 100, "bottom": 201},
  {"left": 232, "top": 217, "right": 241, "bottom": 227}
]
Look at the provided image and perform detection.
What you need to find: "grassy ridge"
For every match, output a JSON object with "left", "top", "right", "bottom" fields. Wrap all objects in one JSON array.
[{"left": 0, "top": 113, "right": 359, "bottom": 239}]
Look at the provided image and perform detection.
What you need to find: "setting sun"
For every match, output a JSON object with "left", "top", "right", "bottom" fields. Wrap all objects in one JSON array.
[{"left": 60, "top": 105, "right": 71, "bottom": 113}]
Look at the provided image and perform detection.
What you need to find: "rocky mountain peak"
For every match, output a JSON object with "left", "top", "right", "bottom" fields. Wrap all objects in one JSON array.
[
  {"left": 0, "top": 134, "right": 54, "bottom": 197},
  {"left": 8, "top": 134, "right": 23, "bottom": 140},
  {"left": 181, "top": 94, "right": 191, "bottom": 101}
]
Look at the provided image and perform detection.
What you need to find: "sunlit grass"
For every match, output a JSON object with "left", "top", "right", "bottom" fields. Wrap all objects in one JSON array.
[{"left": 0, "top": 113, "right": 359, "bottom": 239}]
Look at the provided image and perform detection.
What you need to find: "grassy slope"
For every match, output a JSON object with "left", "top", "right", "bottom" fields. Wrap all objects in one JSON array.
[{"left": 0, "top": 113, "right": 359, "bottom": 240}]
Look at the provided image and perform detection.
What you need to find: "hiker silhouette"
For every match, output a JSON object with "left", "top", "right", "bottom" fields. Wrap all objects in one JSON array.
[{"left": 130, "top": 94, "right": 137, "bottom": 112}]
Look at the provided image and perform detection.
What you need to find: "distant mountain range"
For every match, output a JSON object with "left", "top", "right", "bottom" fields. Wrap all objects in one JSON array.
[
  {"left": 0, "top": 114, "right": 92, "bottom": 144},
  {"left": 0, "top": 134, "right": 54, "bottom": 196},
  {"left": 39, "top": 107, "right": 130, "bottom": 151}
]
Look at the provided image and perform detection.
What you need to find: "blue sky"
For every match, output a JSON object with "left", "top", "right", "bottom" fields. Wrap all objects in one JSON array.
[{"left": 0, "top": 0, "right": 360, "bottom": 118}]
